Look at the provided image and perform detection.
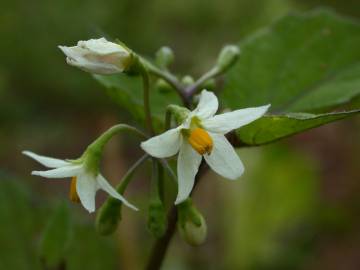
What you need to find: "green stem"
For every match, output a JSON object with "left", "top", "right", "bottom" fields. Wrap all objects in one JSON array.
[
  {"left": 138, "top": 61, "right": 155, "bottom": 135},
  {"left": 164, "top": 108, "right": 172, "bottom": 131},
  {"left": 96, "top": 154, "right": 149, "bottom": 235},
  {"left": 87, "top": 124, "right": 147, "bottom": 150},
  {"left": 143, "top": 60, "right": 189, "bottom": 104},
  {"left": 84, "top": 124, "right": 147, "bottom": 172},
  {"left": 185, "top": 66, "right": 221, "bottom": 99}
]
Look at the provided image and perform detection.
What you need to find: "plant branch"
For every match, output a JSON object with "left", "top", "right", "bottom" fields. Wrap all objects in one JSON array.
[
  {"left": 185, "top": 66, "right": 221, "bottom": 99},
  {"left": 145, "top": 162, "right": 208, "bottom": 270},
  {"left": 139, "top": 62, "right": 155, "bottom": 135},
  {"left": 143, "top": 60, "right": 189, "bottom": 104}
]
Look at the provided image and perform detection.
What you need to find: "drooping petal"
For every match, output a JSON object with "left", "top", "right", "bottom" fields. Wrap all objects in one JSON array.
[
  {"left": 22, "top": 151, "right": 70, "bottom": 168},
  {"left": 204, "top": 133, "right": 244, "bottom": 180},
  {"left": 140, "top": 127, "right": 182, "bottom": 158},
  {"left": 76, "top": 173, "right": 98, "bottom": 213},
  {"left": 97, "top": 175, "right": 138, "bottom": 211},
  {"left": 202, "top": 104, "right": 270, "bottom": 134},
  {"left": 193, "top": 90, "right": 219, "bottom": 119},
  {"left": 31, "top": 165, "right": 82, "bottom": 178},
  {"left": 175, "top": 141, "right": 202, "bottom": 204}
]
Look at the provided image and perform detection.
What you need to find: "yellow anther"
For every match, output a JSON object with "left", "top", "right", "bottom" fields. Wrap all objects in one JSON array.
[
  {"left": 69, "top": 177, "right": 80, "bottom": 203},
  {"left": 188, "top": 128, "right": 213, "bottom": 155}
]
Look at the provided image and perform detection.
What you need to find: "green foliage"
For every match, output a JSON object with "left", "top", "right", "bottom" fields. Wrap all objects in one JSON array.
[
  {"left": 0, "top": 178, "right": 42, "bottom": 270},
  {"left": 223, "top": 146, "right": 318, "bottom": 269},
  {"left": 237, "top": 110, "right": 359, "bottom": 145},
  {"left": 0, "top": 176, "right": 119, "bottom": 270},
  {"left": 222, "top": 9, "right": 360, "bottom": 145},
  {"left": 94, "top": 73, "right": 181, "bottom": 124},
  {"left": 39, "top": 202, "right": 72, "bottom": 268},
  {"left": 95, "top": 10, "right": 360, "bottom": 147},
  {"left": 223, "top": 9, "right": 360, "bottom": 112}
]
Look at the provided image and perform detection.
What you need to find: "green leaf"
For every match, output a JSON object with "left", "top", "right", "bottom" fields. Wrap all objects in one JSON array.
[
  {"left": 237, "top": 110, "right": 359, "bottom": 146},
  {"left": 221, "top": 9, "right": 360, "bottom": 146},
  {"left": 39, "top": 202, "right": 72, "bottom": 268},
  {"left": 223, "top": 9, "right": 360, "bottom": 112},
  {"left": 94, "top": 73, "right": 181, "bottom": 125}
]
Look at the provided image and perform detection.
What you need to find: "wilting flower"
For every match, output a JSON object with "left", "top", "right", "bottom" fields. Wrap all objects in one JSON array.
[
  {"left": 58, "top": 37, "right": 132, "bottom": 74},
  {"left": 23, "top": 151, "right": 137, "bottom": 213},
  {"left": 141, "top": 90, "right": 270, "bottom": 204}
]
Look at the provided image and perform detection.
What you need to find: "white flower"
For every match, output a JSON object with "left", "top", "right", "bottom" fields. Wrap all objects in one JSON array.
[
  {"left": 58, "top": 37, "right": 131, "bottom": 74},
  {"left": 23, "top": 151, "right": 137, "bottom": 213},
  {"left": 141, "top": 90, "right": 270, "bottom": 204}
]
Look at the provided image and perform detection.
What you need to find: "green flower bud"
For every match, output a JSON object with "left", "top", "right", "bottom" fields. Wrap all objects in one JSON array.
[
  {"left": 181, "top": 75, "right": 195, "bottom": 87},
  {"left": 178, "top": 214, "right": 207, "bottom": 246},
  {"left": 177, "top": 199, "right": 207, "bottom": 246},
  {"left": 200, "top": 78, "right": 216, "bottom": 90},
  {"left": 155, "top": 79, "right": 173, "bottom": 93},
  {"left": 147, "top": 199, "right": 167, "bottom": 238},
  {"left": 167, "top": 104, "right": 191, "bottom": 123},
  {"left": 155, "top": 46, "right": 175, "bottom": 68},
  {"left": 217, "top": 45, "right": 240, "bottom": 72},
  {"left": 95, "top": 198, "right": 122, "bottom": 235}
]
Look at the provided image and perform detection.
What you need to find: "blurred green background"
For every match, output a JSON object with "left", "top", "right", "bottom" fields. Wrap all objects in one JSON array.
[{"left": 0, "top": 0, "right": 359, "bottom": 269}]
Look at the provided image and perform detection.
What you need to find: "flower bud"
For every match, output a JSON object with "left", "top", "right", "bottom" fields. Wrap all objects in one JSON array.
[
  {"left": 155, "top": 79, "right": 173, "bottom": 93},
  {"left": 201, "top": 78, "right": 216, "bottom": 90},
  {"left": 216, "top": 45, "right": 240, "bottom": 72},
  {"left": 95, "top": 198, "right": 122, "bottom": 235},
  {"left": 155, "top": 46, "right": 174, "bottom": 68},
  {"left": 59, "top": 37, "right": 133, "bottom": 75},
  {"left": 167, "top": 105, "right": 190, "bottom": 123},
  {"left": 147, "top": 199, "right": 167, "bottom": 238},
  {"left": 177, "top": 199, "right": 207, "bottom": 246},
  {"left": 178, "top": 214, "right": 207, "bottom": 246},
  {"left": 181, "top": 75, "right": 195, "bottom": 87}
]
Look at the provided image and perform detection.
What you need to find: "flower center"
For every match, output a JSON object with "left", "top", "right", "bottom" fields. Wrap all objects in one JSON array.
[
  {"left": 188, "top": 128, "right": 213, "bottom": 155},
  {"left": 69, "top": 177, "right": 80, "bottom": 203}
]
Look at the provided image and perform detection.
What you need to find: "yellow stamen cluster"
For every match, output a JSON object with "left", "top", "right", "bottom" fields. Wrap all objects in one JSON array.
[
  {"left": 69, "top": 177, "right": 80, "bottom": 203},
  {"left": 188, "top": 128, "right": 213, "bottom": 155}
]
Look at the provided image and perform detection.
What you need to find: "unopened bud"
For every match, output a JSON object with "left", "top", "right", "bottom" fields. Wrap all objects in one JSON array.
[
  {"left": 59, "top": 37, "right": 133, "bottom": 75},
  {"left": 201, "top": 78, "right": 216, "bottom": 90},
  {"left": 147, "top": 199, "right": 167, "bottom": 238},
  {"left": 178, "top": 214, "right": 207, "bottom": 246},
  {"left": 95, "top": 198, "right": 122, "bottom": 235},
  {"left": 216, "top": 45, "right": 240, "bottom": 72},
  {"left": 155, "top": 79, "right": 172, "bottom": 93},
  {"left": 155, "top": 46, "right": 174, "bottom": 68},
  {"left": 181, "top": 75, "right": 195, "bottom": 87},
  {"left": 177, "top": 199, "right": 207, "bottom": 246},
  {"left": 167, "top": 105, "right": 190, "bottom": 123}
]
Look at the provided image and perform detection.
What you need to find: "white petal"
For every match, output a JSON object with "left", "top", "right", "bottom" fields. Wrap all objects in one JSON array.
[
  {"left": 97, "top": 175, "right": 138, "bottom": 211},
  {"left": 140, "top": 127, "right": 182, "bottom": 158},
  {"left": 193, "top": 90, "right": 219, "bottom": 119},
  {"left": 76, "top": 173, "right": 98, "bottom": 213},
  {"left": 202, "top": 104, "right": 270, "bottom": 134},
  {"left": 78, "top": 38, "right": 128, "bottom": 55},
  {"left": 204, "top": 133, "right": 244, "bottom": 180},
  {"left": 31, "top": 165, "right": 82, "bottom": 178},
  {"left": 175, "top": 141, "right": 202, "bottom": 204},
  {"left": 22, "top": 151, "right": 70, "bottom": 168}
]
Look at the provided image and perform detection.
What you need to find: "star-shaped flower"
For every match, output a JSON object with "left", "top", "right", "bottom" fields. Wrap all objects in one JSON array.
[
  {"left": 141, "top": 90, "right": 270, "bottom": 204},
  {"left": 23, "top": 151, "right": 137, "bottom": 213}
]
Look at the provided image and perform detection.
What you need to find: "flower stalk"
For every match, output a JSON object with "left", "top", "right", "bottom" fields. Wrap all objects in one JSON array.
[{"left": 96, "top": 154, "right": 149, "bottom": 235}]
